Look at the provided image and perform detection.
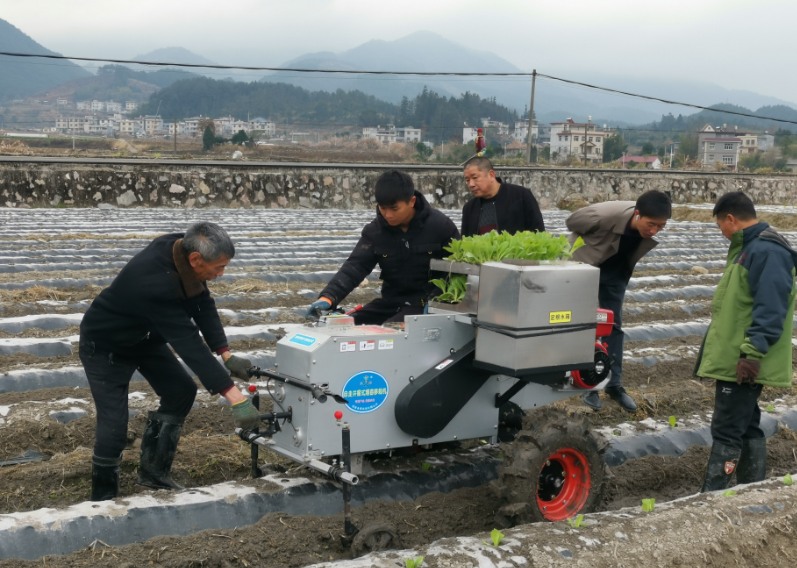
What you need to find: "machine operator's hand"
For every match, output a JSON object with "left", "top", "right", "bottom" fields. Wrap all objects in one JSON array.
[
  {"left": 231, "top": 399, "right": 261, "bottom": 430},
  {"left": 736, "top": 357, "right": 760, "bottom": 385},
  {"left": 306, "top": 298, "right": 332, "bottom": 321},
  {"left": 224, "top": 355, "right": 253, "bottom": 380}
]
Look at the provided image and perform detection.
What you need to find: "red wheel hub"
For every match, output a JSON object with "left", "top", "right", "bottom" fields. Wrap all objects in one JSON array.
[{"left": 536, "top": 447, "right": 591, "bottom": 521}]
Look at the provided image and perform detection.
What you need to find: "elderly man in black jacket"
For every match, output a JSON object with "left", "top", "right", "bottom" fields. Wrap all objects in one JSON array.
[
  {"left": 307, "top": 170, "right": 460, "bottom": 325},
  {"left": 461, "top": 156, "right": 545, "bottom": 237},
  {"left": 80, "top": 222, "right": 260, "bottom": 501}
]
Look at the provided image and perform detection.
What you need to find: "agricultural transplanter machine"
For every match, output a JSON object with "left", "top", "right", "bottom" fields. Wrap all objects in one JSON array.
[{"left": 237, "top": 259, "right": 614, "bottom": 553}]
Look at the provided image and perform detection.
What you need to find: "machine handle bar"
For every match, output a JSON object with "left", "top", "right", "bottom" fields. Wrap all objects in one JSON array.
[{"left": 247, "top": 367, "right": 348, "bottom": 405}]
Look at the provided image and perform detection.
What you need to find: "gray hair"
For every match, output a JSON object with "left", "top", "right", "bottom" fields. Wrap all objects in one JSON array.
[{"left": 183, "top": 222, "right": 235, "bottom": 261}]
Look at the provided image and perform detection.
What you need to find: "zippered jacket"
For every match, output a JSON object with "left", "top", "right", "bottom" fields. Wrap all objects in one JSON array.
[
  {"left": 461, "top": 179, "right": 545, "bottom": 237},
  {"left": 320, "top": 191, "right": 460, "bottom": 307},
  {"left": 695, "top": 222, "right": 797, "bottom": 387},
  {"left": 80, "top": 233, "right": 233, "bottom": 394}
]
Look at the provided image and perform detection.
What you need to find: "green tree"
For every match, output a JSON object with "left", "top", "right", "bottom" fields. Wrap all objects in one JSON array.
[
  {"left": 231, "top": 129, "right": 248, "bottom": 145},
  {"left": 415, "top": 142, "right": 433, "bottom": 161},
  {"left": 677, "top": 134, "right": 699, "bottom": 159},
  {"left": 202, "top": 126, "right": 215, "bottom": 151},
  {"left": 641, "top": 142, "right": 655, "bottom": 155},
  {"left": 774, "top": 128, "right": 795, "bottom": 147},
  {"left": 540, "top": 146, "right": 550, "bottom": 161},
  {"left": 603, "top": 133, "right": 628, "bottom": 162}
]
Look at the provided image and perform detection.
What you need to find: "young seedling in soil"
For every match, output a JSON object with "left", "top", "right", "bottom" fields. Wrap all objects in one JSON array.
[
  {"left": 642, "top": 499, "right": 656, "bottom": 512},
  {"left": 567, "top": 514, "right": 585, "bottom": 528},
  {"left": 765, "top": 405, "right": 775, "bottom": 412},
  {"left": 405, "top": 557, "right": 425, "bottom": 568},
  {"left": 784, "top": 474, "right": 793, "bottom": 486},
  {"left": 722, "top": 490, "right": 737, "bottom": 497},
  {"left": 668, "top": 416, "right": 677, "bottom": 427},
  {"left": 421, "top": 462, "right": 432, "bottom": 471},
  {"left": 482, "top": 529, "right": 505, "bottom": 547}
]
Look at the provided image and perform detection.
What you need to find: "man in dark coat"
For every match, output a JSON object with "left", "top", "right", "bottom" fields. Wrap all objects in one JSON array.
[
  {"left": 307, "top": 170, "right": 460, "bottom": 325},
  {"left": 80, "top": 222, "right": 260, "bottom": 501},
  {"left": 461, "top": 156, "right": 545, "bottom": 237}
]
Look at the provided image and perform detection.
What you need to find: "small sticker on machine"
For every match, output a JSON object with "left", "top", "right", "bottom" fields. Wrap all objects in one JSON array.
[
  {"left": 289, "top": 334, "right": 317, "bottom": 347},
  {"left": 378, "top": 339, "right": 394, "bottom": 350},
  {"left": 435, "top": 359, "right": 454, "bottom": 370},
  {"left": 340, "top": 341, "right": 357, "bottom": 353},
  {"left": 360, "top": 340, "right": 375, "bottom": 351},
  {"left": 549, "top": 311, "right": 572, "bottom": 324}
]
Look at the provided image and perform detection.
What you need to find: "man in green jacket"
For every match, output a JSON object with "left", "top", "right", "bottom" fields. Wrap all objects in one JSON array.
[{"left": 696, "top": 192, "right": 797, "bottom": 492}]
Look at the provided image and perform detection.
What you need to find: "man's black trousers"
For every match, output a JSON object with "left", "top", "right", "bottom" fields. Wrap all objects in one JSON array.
[
  {"left": 79, "top": 340, "right": 198, "bottom": 459},
  {"left": 598, "top": 274, "right": 627, "bottom": 389},
  {"left": 710, "top": 380, "right": 764, "bottom": 449},
  {"left": 352, "top": 297, "right": 424, "bottom": 326}
]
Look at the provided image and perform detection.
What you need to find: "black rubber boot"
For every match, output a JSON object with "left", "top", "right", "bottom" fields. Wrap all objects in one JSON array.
[
  {"left": 91, "top": 454, "right": 121, "bottom": 501},
  {"left": 736, "top": 437, "right": 767, "bottom": 484},
  {"left": 701, "top": 442, "right": 741, "bottom": 492},
  {"left": 137, "top": 411, "right": 185, "bottom": 491}
]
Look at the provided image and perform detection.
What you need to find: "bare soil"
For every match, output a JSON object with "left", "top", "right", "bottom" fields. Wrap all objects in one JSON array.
[
  {"left": 673, "top": 206, "right": 797, "bottom": 230},
  {"left": 2, "top": 430, "right": 795, "bottom": 567}
]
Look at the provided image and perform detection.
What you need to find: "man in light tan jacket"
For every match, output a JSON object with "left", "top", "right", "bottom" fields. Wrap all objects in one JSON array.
[{"left": 567, "top": 191, "right": 672, "bottom": 411}]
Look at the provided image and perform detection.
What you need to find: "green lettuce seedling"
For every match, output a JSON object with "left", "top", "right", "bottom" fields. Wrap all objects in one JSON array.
[
  {"left": 765, "top": 405, "right": 775, "bottom": 412},
  {"left": 482, "top": 528, "right": 505, "bottom": 547},
  {"left": 668, "top": 416, "right": 677, "bottom": 427},
  {"left": 642, "top": 499, "right": 655, "bottom": 512},
  {"left": 722, "top": 490, "right": 737, "bottom": 497},
  {"left": 567, "top": 514, "right": 585, "bottom": 528},
  {"left": 784, "top": 474, "right": 793, "bottom": 486},
  {"left": 421, "top": 462, "right": 431, "bottom": 471},
  {"left": 405, "top": 557, "right": 424, "bottom": 568}
]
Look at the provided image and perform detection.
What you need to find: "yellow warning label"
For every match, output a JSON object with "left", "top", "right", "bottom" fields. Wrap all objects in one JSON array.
[{"left": 549, "top": 311, "right": 572, "bottom": 324}]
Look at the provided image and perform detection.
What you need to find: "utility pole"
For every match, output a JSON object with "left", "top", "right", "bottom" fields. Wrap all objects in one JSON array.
[
  {"left": 526, "top": 70, "right": 536, "bottom": 164},
  {"left": 173, "top": 116, "right": 177, "bottom": 156}
]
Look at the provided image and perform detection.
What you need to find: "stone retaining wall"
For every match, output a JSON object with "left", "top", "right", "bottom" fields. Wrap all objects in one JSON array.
[{"left": 1, "top": 160, "right": 796, "bottom": 209}]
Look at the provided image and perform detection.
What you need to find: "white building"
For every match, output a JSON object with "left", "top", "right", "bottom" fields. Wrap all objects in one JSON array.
[
  {"left": 90, "top": 100, "right": 105, "bottom": 112},
  {"left": 214, "top": 116, "right": 235, "bottom": 137},
  {"left": 106, "top": 101, "right": 122, "bottom": 113},
  {"left": 550, "top": 118, "right": 614, "bottom": 164},
  {"left": 513, "top": 119, "right": 539, "bottom": 143},
  {"left": 758, "top": 133, "right": 774, "bottom": 152},
  {"left": 480, "top": 118, "right": 509, "bottom": 136},
  {"left": 249, "top": 117, "right": 276, "bottom": 136},
  {"left": 76, "top": 101, "right": 90, "bottom": 111},
  {"left": 120, "top": 118, "right": 144, "bottom": 135},
  {"left": 463, "top": 127, "right": 480, "bottom": 144},
  {"left": 125, "top": 101, "right": 138, "bottom": 112},
  {"left": 362, "top": 125, "right": 397, "bottom": 145},
  {"left": 144, "top": 115, "right": 164, "bottom": 134},
  {"left": 698, "top": 125, "right": 741, "bottom": 170},
  {"left": 56, "top": 98, "right": 69, "bottom": 106},
  {"left": 396, "top": 126, "right": 421, "bottom": 143}
]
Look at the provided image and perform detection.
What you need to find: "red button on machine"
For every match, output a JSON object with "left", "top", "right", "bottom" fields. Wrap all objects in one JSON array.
[
  {"left": 334, "top": 411, "right": 343, "bottom": 420},
  {"left": 248, "top": 385, "right": 257, "bottom": 393}
]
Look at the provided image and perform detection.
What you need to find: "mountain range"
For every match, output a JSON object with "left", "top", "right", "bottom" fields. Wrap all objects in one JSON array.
[
  {"left": 261, "top": 31, "right": 797, "bottom": 126},
  {"left": 0, "top": 18, "right": 89, "bottom": 101},
  {"left": 2, "top": 21, "right": 795, "bottom": 129}
]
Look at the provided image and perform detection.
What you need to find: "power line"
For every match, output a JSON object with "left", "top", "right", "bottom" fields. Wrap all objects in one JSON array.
[
  {"left": 0, "top": 51, "right": 531, "bottom": 77},
  {"left": 2, "top": 50, "right": 797, "bottom": 127}
]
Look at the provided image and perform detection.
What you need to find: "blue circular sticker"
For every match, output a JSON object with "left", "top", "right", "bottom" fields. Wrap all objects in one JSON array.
[{"left": 341, "top": 371, "right": 389, "bottom": 414}]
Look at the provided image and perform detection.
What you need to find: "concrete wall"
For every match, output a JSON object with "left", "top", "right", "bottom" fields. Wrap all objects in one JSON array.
[{"left": 1, "top": 159, "right": 796, "bottom": 209}]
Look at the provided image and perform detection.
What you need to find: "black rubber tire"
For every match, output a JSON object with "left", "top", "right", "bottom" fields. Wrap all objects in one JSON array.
[
  {"left": 351, "top": 522, "right": 401, "bottom": 558},
  {"left": 494, "top": 409, "right": 607, "bottom": 526}
]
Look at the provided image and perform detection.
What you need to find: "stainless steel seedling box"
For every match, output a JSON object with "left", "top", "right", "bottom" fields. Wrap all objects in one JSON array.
[{"left": 474, "top": 260, "right": 599, "bottom": 375}]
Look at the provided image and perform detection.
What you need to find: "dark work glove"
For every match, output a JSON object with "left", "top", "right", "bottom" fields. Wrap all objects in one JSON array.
[
  {"left": 231, "top": 400, "right": 261, "bottom": 430},
  {"left": 736, "top": 358, "right": 761, "bottom": 385},
  {"left": 306, "top": 299, "right": 331, "bottom": 321},
  {"left": 224, "top": 355, "right": 253, "bottom": 380}
]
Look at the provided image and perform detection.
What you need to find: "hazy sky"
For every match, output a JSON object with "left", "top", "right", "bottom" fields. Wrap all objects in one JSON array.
[{"left": 3, "top": 0, "right": 796, "bottom": 102}]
